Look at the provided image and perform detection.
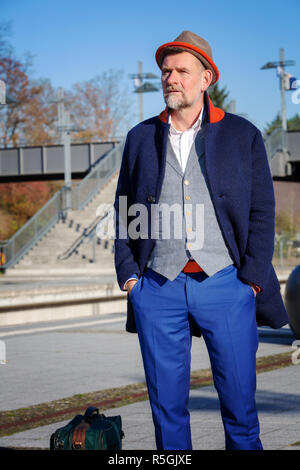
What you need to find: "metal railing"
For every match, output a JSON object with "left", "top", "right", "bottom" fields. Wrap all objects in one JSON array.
[
  {"left": 0, "top": 188, "right": 66, "bottom": 269},
  {"left": 71, "top": 140, "right": 124, "bottom": 210},
  {"left": 273, "top": 234, "right": 300, "bottom": 267},
  {"left": 264, "top": 127, "right": 288, "bottom": 162},
  {"left": 0, "top": 139, "right": 124, "bottom": 270}
]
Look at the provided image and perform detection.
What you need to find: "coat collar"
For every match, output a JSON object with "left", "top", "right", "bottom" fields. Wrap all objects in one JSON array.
[{"left": 158, "top": 90, "right": 225, "bottom": 125}]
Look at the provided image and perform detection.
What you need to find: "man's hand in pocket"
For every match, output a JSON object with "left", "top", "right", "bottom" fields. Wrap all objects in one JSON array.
[{"left": 127, "top": 279, "right": 138, "bottom": 296}]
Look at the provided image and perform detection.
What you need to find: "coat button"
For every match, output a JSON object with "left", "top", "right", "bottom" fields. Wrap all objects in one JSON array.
[{"left": 147, "top": 196, "right": 156, "bottom": 203}]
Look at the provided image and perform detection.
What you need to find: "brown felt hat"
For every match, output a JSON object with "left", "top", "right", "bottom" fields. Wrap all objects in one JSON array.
[{"left": 155, "top": 30, "right": 219, "bottom": 85}]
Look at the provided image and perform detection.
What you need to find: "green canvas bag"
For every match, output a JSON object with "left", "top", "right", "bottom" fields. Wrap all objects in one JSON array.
[{"left": 50, "top": 406, "right": 124, "bottom": 450}]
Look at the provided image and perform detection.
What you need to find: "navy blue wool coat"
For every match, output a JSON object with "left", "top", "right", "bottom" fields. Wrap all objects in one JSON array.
[{"left": 114, "top": 91, "right": 289, "bottom": 335}]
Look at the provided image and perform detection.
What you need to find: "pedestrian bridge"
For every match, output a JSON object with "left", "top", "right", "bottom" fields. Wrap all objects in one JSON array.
[
  {"left": 1, "top": 131, "right": 299, "bottom": 182},
  {"left": 0, "top": 141, "right": 120, "bottom": 182}
]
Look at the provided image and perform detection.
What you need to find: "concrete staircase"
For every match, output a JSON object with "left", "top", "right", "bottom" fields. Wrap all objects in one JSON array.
[{"left": 5, "top": 172, "right": 119, "bottom": 277}]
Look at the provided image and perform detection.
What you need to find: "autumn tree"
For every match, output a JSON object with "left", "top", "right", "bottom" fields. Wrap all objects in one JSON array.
[
  {"left": 0, "top": 21, "right": 133, "bottom": 146},
  {"left": 20, "top": 78, "right": 57, "bottom": 146},
  {"left": 0, "top": 22, "right": 56, "bottom": 147},
  {"left": 66, "top": 70, "right": 133, "bottom": 142},
  {"left": 0, "top": 181, "right": 63, "bottom": 239},
  {"left": 0, "top": 56, "right": 31, "bottom": 147},
  {"left": 0, "top": 61, "right": 58, "bottom": 147}
]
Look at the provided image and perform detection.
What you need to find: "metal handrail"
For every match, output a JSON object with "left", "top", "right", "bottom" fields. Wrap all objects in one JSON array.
[
  {"left": 57, "top": 207, "right": 111, "bottom": 261},
  {"left": 0, "top": 139, "right": 124, "bottom": 271}
]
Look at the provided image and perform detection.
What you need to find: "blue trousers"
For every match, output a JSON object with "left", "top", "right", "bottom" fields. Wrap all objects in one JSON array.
[{"left": 129, "top": 264, "right": 263, "bottom": 450}]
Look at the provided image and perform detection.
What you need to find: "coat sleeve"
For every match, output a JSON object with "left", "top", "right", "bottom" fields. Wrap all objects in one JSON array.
[
  {"left": 238, "top": 129, "right": 275, "bottom": 291},
  {"left": 113, "top": 135, "right": 141, "bottom": 291}
]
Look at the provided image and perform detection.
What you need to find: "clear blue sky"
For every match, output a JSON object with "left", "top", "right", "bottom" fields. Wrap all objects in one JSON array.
[{"left": 2, "top": 0, "right": 300, "bottom": 133}]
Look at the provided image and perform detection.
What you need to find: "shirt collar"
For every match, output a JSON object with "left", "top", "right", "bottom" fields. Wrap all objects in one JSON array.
[{"left": 168, "top": 106, "right": 204, "bottom": 135}]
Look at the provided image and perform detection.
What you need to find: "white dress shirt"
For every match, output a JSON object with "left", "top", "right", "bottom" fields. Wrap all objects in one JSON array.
[{"left": 168, "top": 107, "right": 203, "bottom": 172}]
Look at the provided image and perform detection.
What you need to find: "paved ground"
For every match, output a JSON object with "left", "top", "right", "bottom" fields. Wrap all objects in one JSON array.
[
  {"left": 0, "top": 364, "right": 300, "bottom": 450},
  {"left": 0, "top": 313, "right": 295, "bottom": 409},
  {"left": 0, "top": 311, "right": 299, "bottom": 451}
]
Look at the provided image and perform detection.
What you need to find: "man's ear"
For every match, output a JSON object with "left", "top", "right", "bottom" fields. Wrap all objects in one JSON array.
[{"left": 201, "top": 69, "right": 213, "bottom": 92}]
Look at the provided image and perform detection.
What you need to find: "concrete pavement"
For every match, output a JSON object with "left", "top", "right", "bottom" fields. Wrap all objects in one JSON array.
[{"left": 1, "top": 365, "right": 300, "bottom": 451}]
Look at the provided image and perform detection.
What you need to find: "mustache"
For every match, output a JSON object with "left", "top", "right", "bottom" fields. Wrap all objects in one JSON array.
[{"left": 164, "top": 86, "right": 184, "bottom": 94}]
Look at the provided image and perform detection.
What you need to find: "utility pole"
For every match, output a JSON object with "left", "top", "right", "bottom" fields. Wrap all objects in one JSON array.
[
  {"left": 280, "top": 48, "right": 287, "bottom": 132},
  {"left": 63, "top": 112, "right": 72, "bottom": 212},
  {"left": 56, "top": 87, "right": 65, "bottom": 145},
  {"left": 54, "top": 88, "right": 82, "bottom": 214},
  {"left": 261, "top": 49, "right": 295, "bottom": 135},
  {"left": 56, "top": 88, "right": 72, "bottom": 212},
  {"left": 138, "top": 61, "right": 143, "bottom": 122},
  {"left": 129, "top": 63, "right": 160, "bottom": 122}
]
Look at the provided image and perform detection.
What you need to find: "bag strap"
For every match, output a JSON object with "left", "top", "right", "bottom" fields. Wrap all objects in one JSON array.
[{"left": 72, "top": 420, "right": 90, "bottom": 450}]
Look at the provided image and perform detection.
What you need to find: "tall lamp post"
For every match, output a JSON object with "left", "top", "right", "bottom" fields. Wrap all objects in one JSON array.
[
  {"left": 261, "top": 48, "right": 295, "bottom": 133},
  {"left": 129, "top": 61, "right": 160, "bottom": 122},
  {"left": 54, "top": 87, "right": 82, "bottom": 214}
]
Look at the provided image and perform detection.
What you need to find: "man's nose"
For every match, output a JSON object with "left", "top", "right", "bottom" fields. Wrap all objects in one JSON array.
[{"left": 166, "top": 70, "right": 178, "bottom": 84}]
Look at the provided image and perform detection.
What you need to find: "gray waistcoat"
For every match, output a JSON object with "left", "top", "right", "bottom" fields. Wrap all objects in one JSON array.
[{"left": 146, "top": 125, "right": 233, "bottom": 280}]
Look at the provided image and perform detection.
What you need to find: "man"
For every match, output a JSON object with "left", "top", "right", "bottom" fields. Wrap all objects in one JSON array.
[{"left": 113, "top": 31, "right": 288, "bottom": 451}]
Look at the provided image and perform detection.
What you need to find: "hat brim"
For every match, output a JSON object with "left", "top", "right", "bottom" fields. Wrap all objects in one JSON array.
[{"left": 155, "top": 41, "right": 219, "bottom": 85}]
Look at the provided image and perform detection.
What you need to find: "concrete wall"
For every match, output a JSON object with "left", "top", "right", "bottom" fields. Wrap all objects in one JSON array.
[{"left": 273, "top": 180, "right": 300, "bottom": 230}]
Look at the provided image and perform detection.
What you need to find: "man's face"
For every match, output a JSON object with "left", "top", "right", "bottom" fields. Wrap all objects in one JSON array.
[{"left": 161, "top": 51, "right": 204, "bottom": 110}]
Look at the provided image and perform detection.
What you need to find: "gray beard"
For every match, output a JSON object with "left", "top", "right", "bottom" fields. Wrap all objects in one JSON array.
[{"left": 164, "top": 93, "right": 188, "bottom": 110}]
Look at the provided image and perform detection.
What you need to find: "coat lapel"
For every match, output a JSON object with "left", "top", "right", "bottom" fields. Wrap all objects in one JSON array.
[{"left": 154, "top": 118, "right": 169, "bottom": 202}]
